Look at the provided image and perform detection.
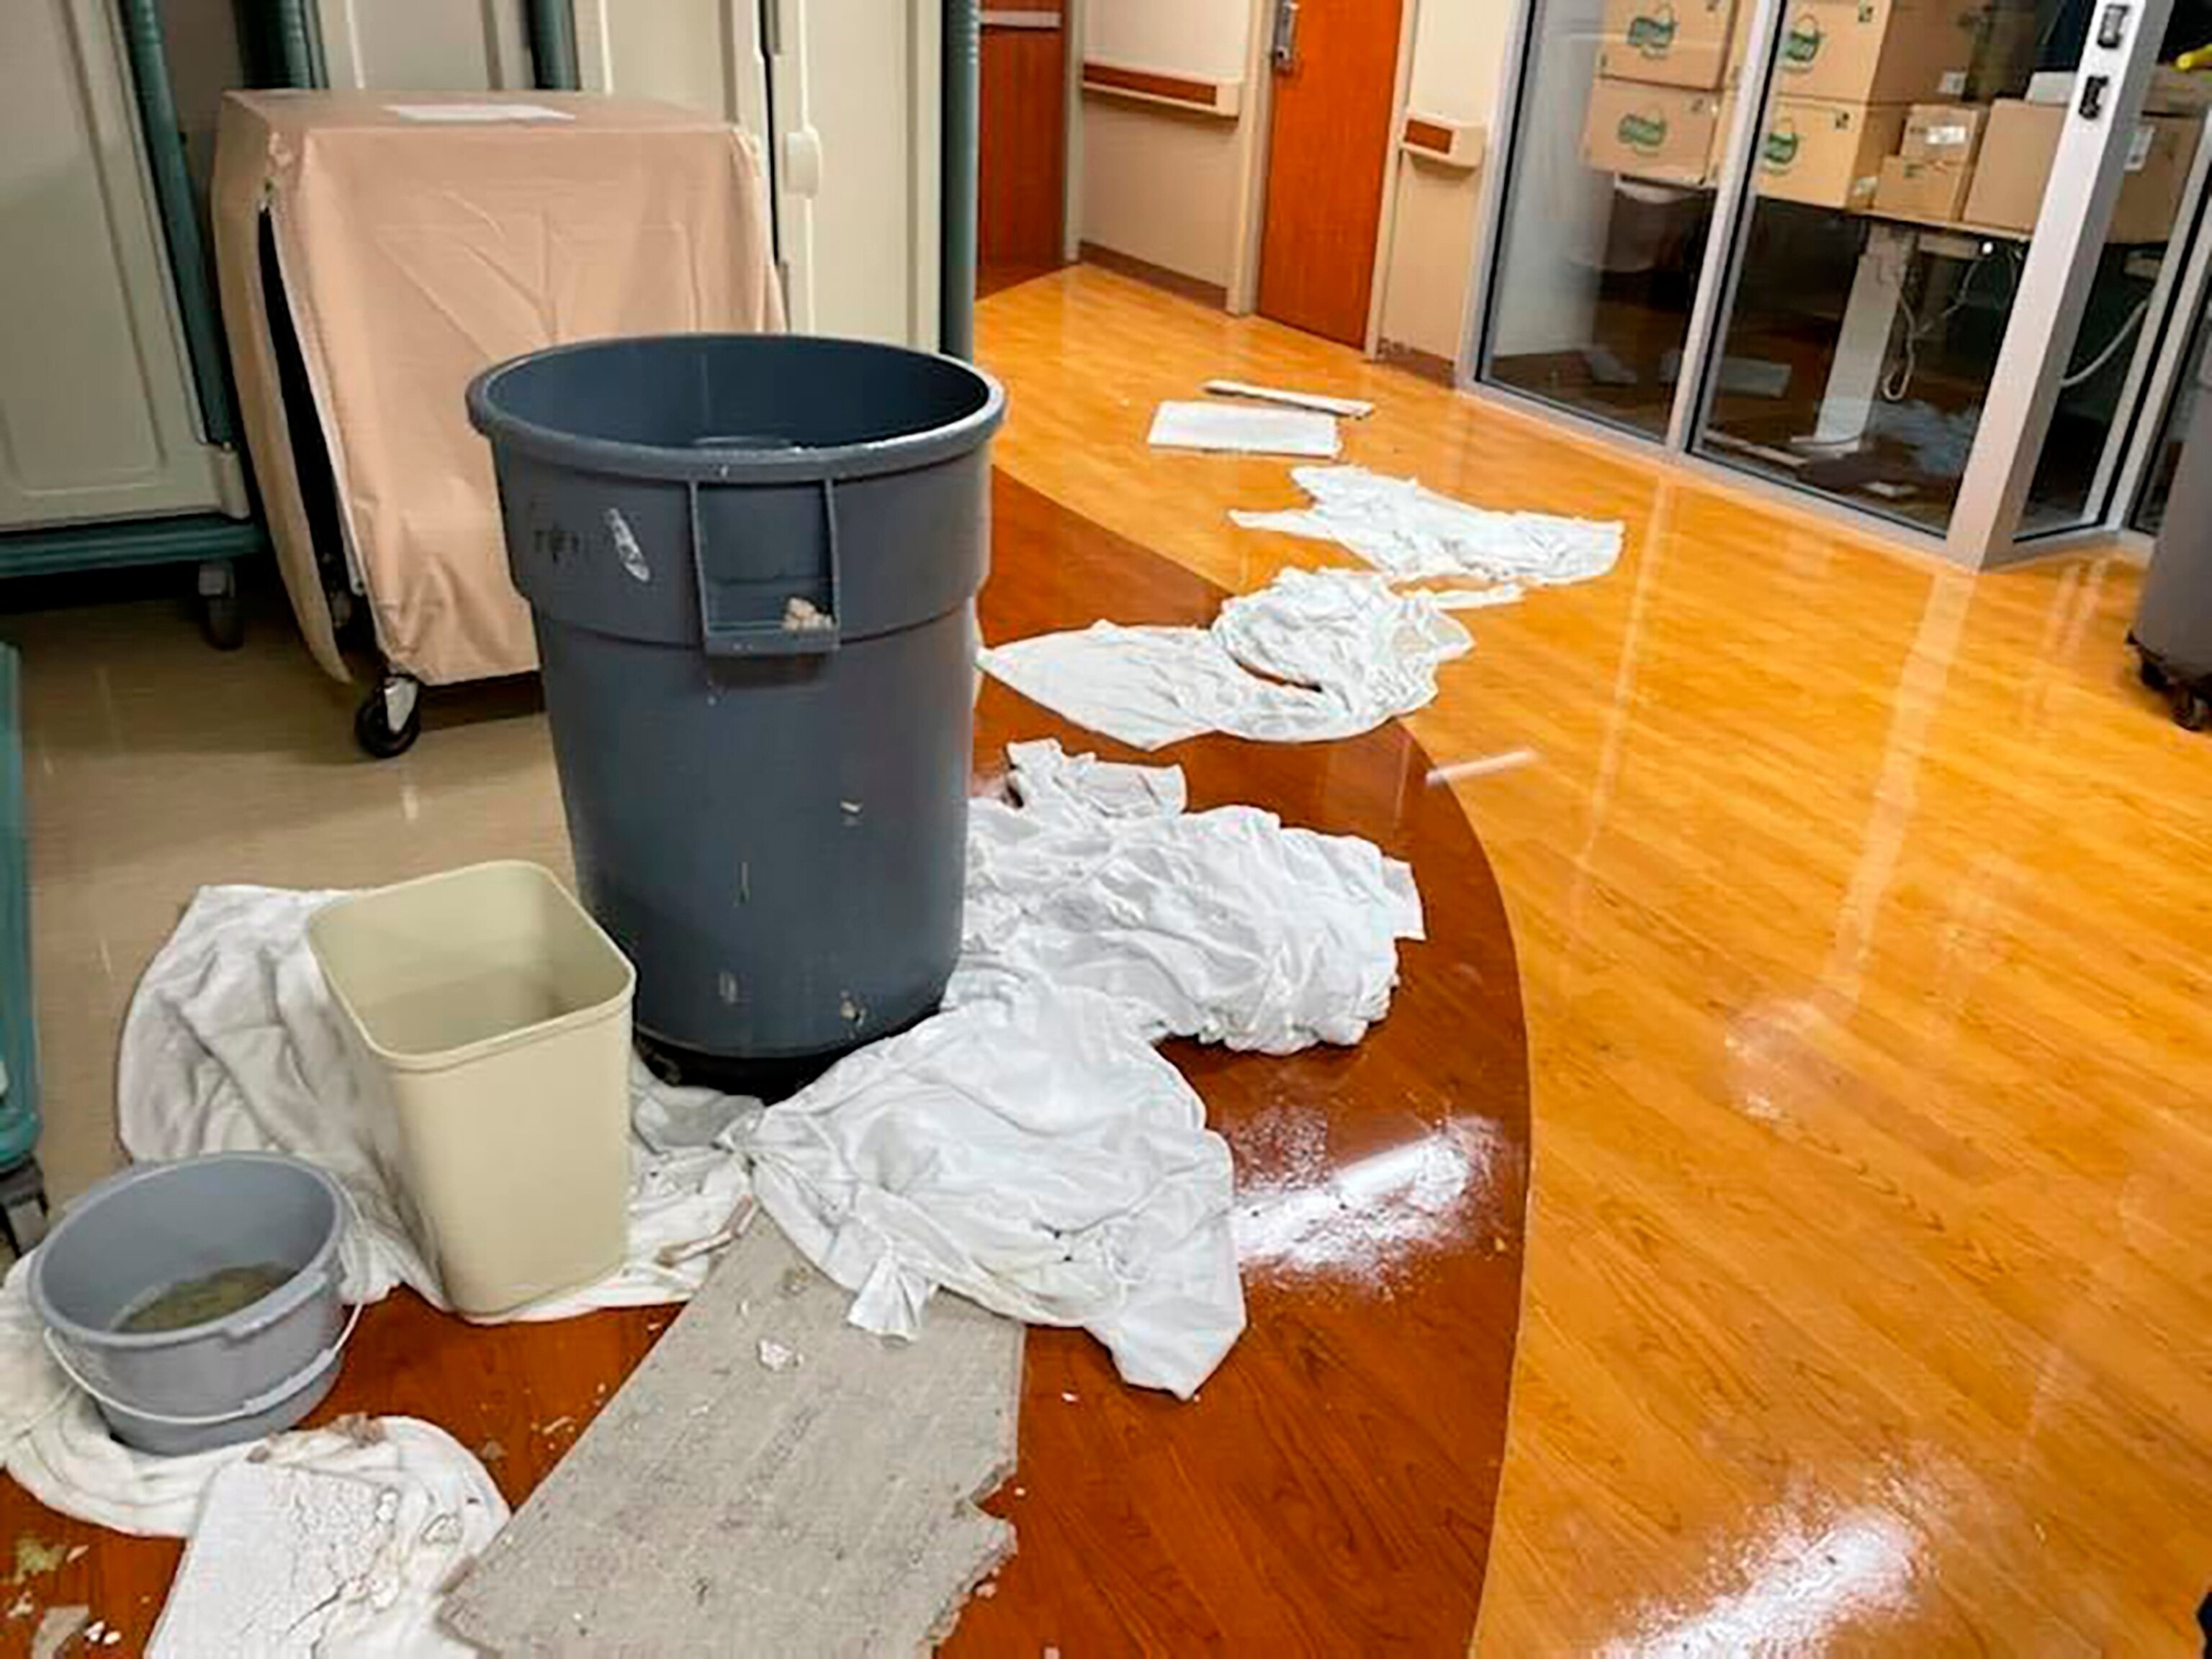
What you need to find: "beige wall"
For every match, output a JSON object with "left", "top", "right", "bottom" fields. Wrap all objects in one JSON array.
[
  {"left": 1377, "top": 0, "right": 1517, "bottom": 364},
  {"left": 1076, "top": 0, "right": 1253, "bottom": 294}
]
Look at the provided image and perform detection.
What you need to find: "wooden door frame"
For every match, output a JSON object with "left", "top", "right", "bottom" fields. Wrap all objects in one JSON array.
[
  {"left": 1060, "top": 0, "right": 1084, "bottom": 262},
  {"left": 1231, "top": 0, "right": 1421, "bottom": 348}
]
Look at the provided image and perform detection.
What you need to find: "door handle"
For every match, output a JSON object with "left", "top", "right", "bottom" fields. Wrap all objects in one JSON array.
[
  {"left": 1271, "top": 0, "right": 1300, "bottom": 71},
  {"left": 783, "top": 126, "right": 823, "bottom": 198}
]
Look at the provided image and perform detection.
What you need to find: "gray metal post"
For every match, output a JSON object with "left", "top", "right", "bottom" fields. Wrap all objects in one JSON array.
[{"left": 940, "top": 0, "right": 979, "bottom": 360}]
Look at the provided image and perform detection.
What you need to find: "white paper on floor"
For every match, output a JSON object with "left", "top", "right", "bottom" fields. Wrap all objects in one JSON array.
[
  {"left": 148, "top": 1447, "right": 503, "bottom": 1658},
  {"left": 1148, "top": 400, "right": 1341, "bottom": 458},
  {"left": 1231, "top": 464, "right": 1624, "bottom": 591},
  {"left": 979, "top": 565, "right": 1472, "bottom": 750}
]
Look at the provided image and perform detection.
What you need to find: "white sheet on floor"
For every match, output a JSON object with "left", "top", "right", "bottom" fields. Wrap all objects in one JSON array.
[
  {"left": 952, "top": 738, "right": 1424, "bottom": 1053},
  {"left": 1148, "top": 400, "right": 1341, "bottom": 458},
  {"left": 747, "top": 742, "right": 1419, "bottom": 1396},
  {"left": 9, "top": 738, "right": 1415, "bottom": 1537},
  {"left": 117, "top": 884, "right": 757, "bottom": 1318},
  {"left": 1231, "top": 464, "right": 1624, "bottom": 590},
  {"left": 745, "top": 986, "right": 1240, "bottom": 1398},
  {"left": 147, "top": 1446, "right": 503, "bottom": 1658},
  {"left": 979, "top": 565, "right": 1472, "bottom": 750}
]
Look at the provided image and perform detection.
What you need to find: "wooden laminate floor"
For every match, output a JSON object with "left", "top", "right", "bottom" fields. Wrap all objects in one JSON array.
[{"left": 977, "top": 265, "right": 2212, "bottom": 1655}]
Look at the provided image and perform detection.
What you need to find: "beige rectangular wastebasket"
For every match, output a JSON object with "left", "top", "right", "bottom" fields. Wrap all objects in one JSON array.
[{"left": 307, "top": 862, "right": 634, "bottom": 1318}]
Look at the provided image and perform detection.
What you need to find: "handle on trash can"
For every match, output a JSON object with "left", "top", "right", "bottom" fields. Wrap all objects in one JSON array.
[{"left": 691, "top": 476, "right": 844, "bottom": 658}]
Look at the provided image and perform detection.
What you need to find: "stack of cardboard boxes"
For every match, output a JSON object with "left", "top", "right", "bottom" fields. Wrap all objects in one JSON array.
[
  {"left": 1582, "top": 0, "right": 1744, "bottom": 186},
  {"left": 1580, "top": 0, "right": 2203, "bottom": 242},
  {"left": 1751, "top": 0, "right": 1983, "bottom": 209}
]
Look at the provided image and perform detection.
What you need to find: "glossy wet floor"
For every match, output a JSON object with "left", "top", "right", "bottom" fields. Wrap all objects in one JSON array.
[{"left": 977, "top": 265, "right": 2212, "bottom": 1654}]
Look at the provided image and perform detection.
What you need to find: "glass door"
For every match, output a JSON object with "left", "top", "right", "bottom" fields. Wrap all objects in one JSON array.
[
  {"left": 1689, "top": 0, "right": 2199, "bottom": 558},
  {"left": 1472, "top": 0, "right": 1750, "bottom": 439},
  {"left": 2129, "top": 292, "right": 2211, "bottom": 531}
]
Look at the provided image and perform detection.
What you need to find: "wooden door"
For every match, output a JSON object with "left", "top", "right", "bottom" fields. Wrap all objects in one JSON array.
[
  {"left": 978, "top": 3, "right": 1068, "bottom": 283},
  {"left": 1256, "top": 0, "right": 1405, "bottom": 346}
]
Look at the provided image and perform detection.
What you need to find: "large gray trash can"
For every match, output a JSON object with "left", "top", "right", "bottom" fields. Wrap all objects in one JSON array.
[
  {"left": 468, "top": 335, "right": 1004, "bottom": 1092},
  {"left": 2132, "top": 337, "right": 2212, "bottom": 732}
]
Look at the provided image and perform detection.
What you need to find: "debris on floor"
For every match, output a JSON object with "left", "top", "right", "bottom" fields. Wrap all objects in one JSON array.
[
  {"left": 1231, "top": 464, "right": 1624, "bottom": 592},
  {"left": 756, "top": 1337, "right": 799, "bottom": 1372},
  {"left": 1147, "top": 400, "right": 1340, "bottom": 459},
  {"left": 6, "top": 1590, "right": 32, "bottom": 1620},
  {"left": 1204, "top": 378, "right": 1374, "bottom": 418},
  {"left": 29, "top": 1605, "right": 88, "bottom": 1659},
  {"left": 980, "top": 565, "right": 1473, "bottom": 749},
  {"left": 441, "top": 1225, "right": 1020, "bottom": 1656},
  {"left": 12, "top": 1534, "right": 66, "bottom": 1581},
  {"left": 146, "top": 1439, "right": 501, "bottom": 1658}
]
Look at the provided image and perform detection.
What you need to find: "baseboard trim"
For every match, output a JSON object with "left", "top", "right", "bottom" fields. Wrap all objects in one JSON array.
[
  {"left": 1376, "top": 338, "right": 1458, "bottom": 386},
  {"left": 1078, "top": 243, "right": 1229, "bottom": 311}
]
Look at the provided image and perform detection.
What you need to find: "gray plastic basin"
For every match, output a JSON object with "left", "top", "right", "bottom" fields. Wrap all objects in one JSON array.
[{"left": 29, "top": 1153, "right": 353, "bottom": 1455}]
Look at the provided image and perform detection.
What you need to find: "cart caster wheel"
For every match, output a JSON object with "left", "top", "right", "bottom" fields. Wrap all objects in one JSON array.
[
  {"left": 355, "top": 675, "right": 422, "bottom": 759},
  {"left": 1, "top": 1160, "right": 48, "bottom": 1256},
  {"left": 197, "top": 560, "right": 244, "bottom": 651},
  {"left": 2175, "top": 691, "right": 2211, "bottom": 734},
  {"left": 2139, "top": 655, "right": 2170, "bottom": 692}
]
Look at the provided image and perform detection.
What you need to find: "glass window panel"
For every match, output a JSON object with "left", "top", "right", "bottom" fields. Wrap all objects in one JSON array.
[
  {"left": 1691, "top": 0, "right": 2123, "bottom": 536},
  {"left": 1478, "top": 0, "right": 1740, "bottom": 438}
]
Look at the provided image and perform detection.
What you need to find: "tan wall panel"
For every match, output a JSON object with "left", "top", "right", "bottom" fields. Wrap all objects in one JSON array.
[
  {"left": 1080, "top": 98, "right": 1241, "bottom": 289},
  {"left": 1380, "top": 154, "right": 1484, "bottom": 360}
]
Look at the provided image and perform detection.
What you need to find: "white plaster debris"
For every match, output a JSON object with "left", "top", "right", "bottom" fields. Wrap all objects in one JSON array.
[
  {"left": 1231, "top": 464, "right": 1624, "bottom": 592},
  {"left": 1202, "top": 378, "right": 1373, "bottom": 418},
  {"left": 604, "top": 508, "right": 651, "bottom": 584},
  {"left": 756, "top": 1338, "right": 799, "bottom": 1372},
  {"left": 30, "top": 1606, "right": 88, "bottom": 1659},
  {"left": 1147, "top": 400, "right": 1340, "bottom": 458},
  {"left": 146, "top": 1446, "right": 503, "bottom": 1658},
  {"left": 979, "top": 565, "right": 1472, "bottom": 750},
  {"left": 782, "top": 595, "right": 835, "bottom": 632}
]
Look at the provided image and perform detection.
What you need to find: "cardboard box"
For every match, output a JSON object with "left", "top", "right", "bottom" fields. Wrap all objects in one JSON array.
[
  {"left": 1960, "top": 102, "right": 2203, "bottom": 240},
  {"left": 1960, "top": 98, "right": 2059, "bottom": 228},
  {"left": 1771, "top": 0, "right": 1983, "bottom": 105},
  {"left": 2111, "top": 114, "right": 2203, "bottom": 243},
  {"left": 1599, "top": 0, "right": 1743, "bottom": 89},
  {"left": 1874, "top": 153, "right": 1975, "bottom": 219},
  {"left": 1584, "top": 77, "right": 1727, "bottom": 184},
  {"left": 1899, "top": 102, "right": 1984, "bottom": 163},
  {"left": 1753, "top": 96, "right": 1910, "bottom": 209}
]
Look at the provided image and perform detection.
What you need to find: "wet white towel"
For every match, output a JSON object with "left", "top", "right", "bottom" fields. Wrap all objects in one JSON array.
[
  {"left": 1232, "top": 464, "right": 1624, "bottom": 590},
  {"left": 979, "top": 565, "right": 1473, "bottom": 750}
]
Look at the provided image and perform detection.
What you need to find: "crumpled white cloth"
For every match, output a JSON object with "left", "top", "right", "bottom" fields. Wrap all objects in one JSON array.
[
  {"left": 952, "top": 738, "right": 1424, "bottom": 1053},
  {"left": 979, "top": 565, "right": 1472, "bottom": 750},
  {"left": 117, "top": 883, "right": 758, "bottom": 1318},
  {"left": 746, "top": 986, "right": 1240, "bottom": 1398},
  {"left": 1232, "top": 464, "right": 1624, "bottom": 590},
  {"left": 748, "top": 739, "right": 1421, "bottom": 1395}
]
